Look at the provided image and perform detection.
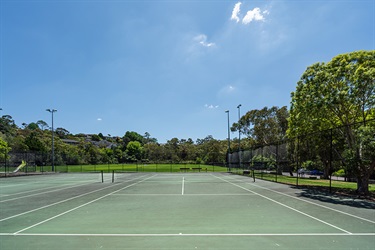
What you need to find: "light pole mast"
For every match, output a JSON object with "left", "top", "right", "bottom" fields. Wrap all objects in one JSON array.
[
  {"left": 225, "top": 110, "right": 231, "bottom": 171},
  {"left": 46, "top": 109, "right": 57, "bottom": 172},
  {"left": 237, "top": 104, "right": 242, "bottom": 169}
]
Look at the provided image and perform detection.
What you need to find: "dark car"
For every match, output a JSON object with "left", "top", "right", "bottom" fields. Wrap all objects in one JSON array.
[{"left": 310, "top": 169, "right": 324, "bottom": 175}]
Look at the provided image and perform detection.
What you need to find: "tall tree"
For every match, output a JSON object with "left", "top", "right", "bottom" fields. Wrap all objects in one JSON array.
[
  {"left": 126, "top": 141, "right": 144, "bottom": 161},
  {"left": 36, "top": 120, "right": 49, "bottom": 130},
  {"left": 288, "top": 50, "right": 375, "bottom": 194},
  {"left": 123, "top": 131, "right": 144, "bottom": 147},
  {"left": 233, "top": 106, "right": 289, "bottom": 145},
  {"left": 55, "top": 128, "right": 70, "bottom": 139},
  {"left": 0, "top": 115, "right": 17, "bottom": 135},
  {"left": 0, "top": 137, "right": 11, "bottom": 160}
]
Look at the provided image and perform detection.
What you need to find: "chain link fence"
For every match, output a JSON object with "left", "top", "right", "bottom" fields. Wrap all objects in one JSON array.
[{"left": 227, "top": 119, "right": 375, "bottom": 192}]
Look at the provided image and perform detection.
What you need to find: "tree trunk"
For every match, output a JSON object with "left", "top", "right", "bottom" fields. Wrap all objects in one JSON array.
[
  {"left": 357, "top": 174, "right": 369, "bottom": 195},
  {"left": 356, "top": 160, "right": 375, "bottom": 196}
]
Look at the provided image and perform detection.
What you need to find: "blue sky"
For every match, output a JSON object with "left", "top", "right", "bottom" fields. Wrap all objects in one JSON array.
[{"left": 0, "top": 0, "right": 373, "bottom": 143}]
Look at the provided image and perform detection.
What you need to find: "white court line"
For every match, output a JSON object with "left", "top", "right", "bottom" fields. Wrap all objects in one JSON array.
[
  {"left": 111, "top": 193, "right": 256, "bottom": 196},
  {"left": 0, "top": 174, "right": 150, "bottom": 222},
  {"left": 13, "top": 174, "right": 156, "bottom": 235},
  {"left": 1, "top": 233, "right": 374, "bottom": 237},
  {"left": 0, "top": 183, "right": 122, "bottom": 222},
  {"left": 182, "top": 177, "right": 185, "bottom": 195},
  {"left": 0, "top": 181, "right": 97, "bottom": 203},
  {"left": 213, "top": 174, "right": 353, "bottom": 235},
  {"left": 228, "top": 175, "right": 375, "bottom": 224},
  {"left": 0, "top": 183, "right": 30, "bottom": 188}
]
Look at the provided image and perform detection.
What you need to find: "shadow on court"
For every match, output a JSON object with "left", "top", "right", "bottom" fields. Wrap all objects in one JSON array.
[{"left": 294, "top": 186, "right": 375, "bottom": 210}]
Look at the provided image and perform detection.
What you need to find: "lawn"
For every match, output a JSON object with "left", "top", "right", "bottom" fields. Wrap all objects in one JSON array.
[{"left": 251, "top": 172, "right": 375, "bottom": 192}]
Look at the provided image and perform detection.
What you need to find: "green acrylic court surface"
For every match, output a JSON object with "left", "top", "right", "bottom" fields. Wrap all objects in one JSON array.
[{"left": 0, "top": 173, "right": 374, "bottom": 249}]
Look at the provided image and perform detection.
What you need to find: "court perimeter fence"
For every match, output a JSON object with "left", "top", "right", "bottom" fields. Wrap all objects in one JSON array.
[
  {"left": 1, "top": 119, "right": 374, "bottom": 193},
  {"left": 227, "top": 119, "right": 375, "bottom": 193},
  {"left": 0, "top": 155, "right": 228, "bottom": 176}
]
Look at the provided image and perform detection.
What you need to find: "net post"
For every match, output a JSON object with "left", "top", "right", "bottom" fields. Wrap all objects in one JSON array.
[
  {"left": 112, "top": 170, "right": 115, "bottom": 183},
  {"left": 101, "top": 170, "right": 104, "bottom": 183}
]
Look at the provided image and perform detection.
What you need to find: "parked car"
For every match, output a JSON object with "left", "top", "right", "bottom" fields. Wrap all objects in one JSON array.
[
  {"left": 298, "top": 168, "right": 308, "bottom": 176},
  {"left": 310, "top": 169, "right": 324, "bottom": 176}
]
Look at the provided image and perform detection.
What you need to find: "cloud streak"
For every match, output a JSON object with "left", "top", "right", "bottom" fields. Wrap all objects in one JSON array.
[
  {"left": 205, "top": 104, "right": 219, "bottom": 109},
  {"left": 194, "top": 34, "right": 215, "bottom": 47},
  {"left": 231, "top": 2, "right": 242, "bottom": 23}
]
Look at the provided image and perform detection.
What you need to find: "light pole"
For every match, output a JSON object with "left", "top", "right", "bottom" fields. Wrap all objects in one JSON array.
[
  {"left": 237, "top": 104, "right": 242, "bottom": 169},
  {"left": 225, "top": 110, "right": 231, "bottom": 171},
  {"left": 46, "top": 109, "right": 57, "bottom": 172}
]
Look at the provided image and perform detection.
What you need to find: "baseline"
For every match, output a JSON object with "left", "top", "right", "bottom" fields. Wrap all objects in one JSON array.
[{"left": 1, "top": 233, "right": 375, "bottom": 237}]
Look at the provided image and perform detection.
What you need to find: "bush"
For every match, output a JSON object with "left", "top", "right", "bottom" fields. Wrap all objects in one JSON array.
[{"left": 333, "top": 169, "right": 345, "bottom": 177}]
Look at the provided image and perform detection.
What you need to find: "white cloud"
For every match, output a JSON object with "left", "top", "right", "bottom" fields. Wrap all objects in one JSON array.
[
  {"left": 243, "top": 7, "right": 265, "bottom": 24},
  {"left": 230, "top": 2, "right": 268, "bottom": 25},
  {"left": 97, "top": 118, "right": 102, "bottom": 121},
  {"left": 194, "top": 34, "right": 215, "bottom": 47},
  {"left": 205, "top": 104, "right": 219, "bottom": 109},
  {"left": 231, "top": 2, "right": 242, "bottom": 23}
]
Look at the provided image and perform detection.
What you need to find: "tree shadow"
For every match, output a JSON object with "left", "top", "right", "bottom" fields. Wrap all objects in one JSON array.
[{"left": 293, "top": 185, "right": 375, "bottom": 209}]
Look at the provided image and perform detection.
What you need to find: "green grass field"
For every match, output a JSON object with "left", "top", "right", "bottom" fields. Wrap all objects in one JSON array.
[
  {"left": 251, "top": 172, "right": 375, "bottom": 192},
  {"left": 3, "top": 163, "right": 374, "bottom": 195}
]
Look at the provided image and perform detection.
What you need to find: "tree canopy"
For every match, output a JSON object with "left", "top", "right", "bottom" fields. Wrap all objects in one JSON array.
[
  {"left": 288, "top": 50, "right": 375, "bottom": 194},
  {"left": 232, "top": 106, "right": 289, "bottom": 146}
]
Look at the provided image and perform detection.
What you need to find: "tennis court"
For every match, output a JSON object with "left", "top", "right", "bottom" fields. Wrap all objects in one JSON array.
[{"left": 0, "top": 172, "right": 374, "bottom": 249}]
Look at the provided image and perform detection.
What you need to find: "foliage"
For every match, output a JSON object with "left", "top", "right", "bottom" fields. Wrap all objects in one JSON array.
[
  {"left": 233, "top": 106, "right": 289, "bottom": 146},
  {"left": 251, "top": 154, "right": 276, "bottom": 169},
  {"left": 288, "top": 50, "right": 375, "bottom": 194},
  {"left": 0, "top": 137, "right": 11, "bottom": 160},
  {"left": 301, "top": 160, "right": 319, "bottom": 170},
  {"left": 126, "top": 141, "right": 144, "bottom": 161},
  {"left": 333, "top": 169, "right": 345, "bottom": 177},
  {"left": 55, "top": 127, "right": 70, "bottom": 139},
  {"left": 0, "top": 115, "right": 17, "bottom": 135},
  {"left": 24, "top": 131, "right": 47, "bottom": 152},
  {"left": 123, "top": 131, "right": 144, "bottom": 146}
]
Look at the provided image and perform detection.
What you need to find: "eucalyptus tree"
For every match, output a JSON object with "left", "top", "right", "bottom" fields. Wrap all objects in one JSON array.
[
  {"left": 288, "top": 50, "right": 375, "bottom": 194},
  {"left": 0, "top": 115, "right": 17, "bottom": 135},
  {"left": 36, "top": 120, "right": 49, "bottom": 130},
  {"left": 235, "top": 106, "right": 289, "bottom": 146}
]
